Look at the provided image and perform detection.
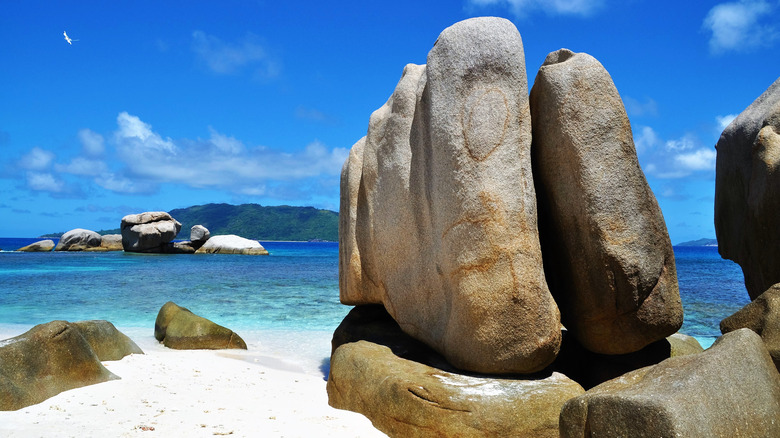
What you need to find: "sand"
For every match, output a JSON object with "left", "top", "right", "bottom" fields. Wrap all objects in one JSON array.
[{"left": 0, "top": 326, "right": 384, "bottom": 437}]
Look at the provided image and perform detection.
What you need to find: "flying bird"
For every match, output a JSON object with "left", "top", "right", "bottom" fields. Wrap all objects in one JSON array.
[{"left": 63, "top": 31, "right": 78, "bottom": 45}]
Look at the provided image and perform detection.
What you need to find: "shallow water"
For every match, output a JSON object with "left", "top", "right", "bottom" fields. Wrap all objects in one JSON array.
[{"left": 0, "top": 239, "right": 750, "bottom": 352}]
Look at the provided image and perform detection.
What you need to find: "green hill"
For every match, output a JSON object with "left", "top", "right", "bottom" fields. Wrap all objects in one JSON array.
[
  {"left": 168, "top": 203, "right": 339, "bottom": 241},
  {"left": 48, "top": 204, "right": 339, "bottom": 241}
]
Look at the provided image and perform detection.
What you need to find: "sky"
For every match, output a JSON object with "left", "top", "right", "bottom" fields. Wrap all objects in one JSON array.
[{"left": 0, "top": 1, "right": 778, "bottom": 243}]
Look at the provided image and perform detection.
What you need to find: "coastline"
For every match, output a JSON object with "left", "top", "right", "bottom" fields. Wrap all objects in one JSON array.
[{"left": 0, "top": 325, "right": 383, "bottom": 437}]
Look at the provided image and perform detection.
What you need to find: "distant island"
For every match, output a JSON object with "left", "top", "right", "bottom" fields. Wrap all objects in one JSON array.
[
  {"left": 42, "top": 203, "right": 339, "bottom": 242},
  {"left": 675, "top": 238, "right": 718, "bottom": 247}
]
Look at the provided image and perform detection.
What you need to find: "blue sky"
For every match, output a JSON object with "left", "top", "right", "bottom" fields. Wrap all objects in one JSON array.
[{"left": 1, "top": 1, "right": 778, "bottom": 243}]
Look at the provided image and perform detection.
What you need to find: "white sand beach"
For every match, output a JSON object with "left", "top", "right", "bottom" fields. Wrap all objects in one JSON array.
[{"left": 0, "top": 326, "right": 384, "bottom": 437}]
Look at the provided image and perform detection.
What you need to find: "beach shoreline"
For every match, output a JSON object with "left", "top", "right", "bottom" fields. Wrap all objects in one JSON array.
[{"left": 0, "top": 325, "right": 383, "bottom": 437}]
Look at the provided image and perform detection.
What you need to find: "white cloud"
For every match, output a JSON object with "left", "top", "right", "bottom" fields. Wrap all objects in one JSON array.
[
  {"left": 623, "top": 96, "right": 658, "bottom": 118},
  {"left": 191, "top": 31, "right": 280, "bottom": 77},
  {"left": 634, "top": 126, "right": 717, "bottom": 178},
  {"left": 716, "top": 114, "right": 738, "bottom": 130},
  {"left": 703, "top": 0, "right": 778, "bottom": 54},
  {"left": 26, "top": 171, "right": 64, "bottom": 192},
  {"left": 108, "top": 112, "right": 348, "bottom": 195},
  {"left": 78, "top": 129, "right": 105, "bottom": 157},
  {"left": 467, "top": 0, "right": 604, "bottom": 17},
  {"left": 55, "top": 157, "right": 109, "bottom": 176},
  {"left": 675, "top": 148, "right": 717, "bottom": 171},
  {"left": 19, "top": 147, "right": 54, "bottom": 170}
]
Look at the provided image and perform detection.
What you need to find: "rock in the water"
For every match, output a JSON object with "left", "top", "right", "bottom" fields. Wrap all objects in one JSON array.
[
  {"left": 95, "top": 234, "right": 123, "bottom": 251},
  {"left": 721, "top": 283, "right": 780, "bottom": 370},
  {"left": 328, "top": 306, "right": 585, "bottom": 438},
  {"left": 121, "top": 211, "right": 182, "bottom": 253},
  {"left": 190, "top": 225, "right": 210, "bottom": 249},
  {"left": 54, "top": 229, "right": 103, "bottom": 251},
  {"left": 194, "top": 235, "right": 268, "bottom": 255},
  {"left": 71, "top": 320, "right": 143, "bottom": 361},
  {"left": 340, "top": 16, "right": 560, "bottom": 374},
  {"left": 154, "top": 301, "right": 247, "bottom": 350},
  {"left": 0, "top": 321, "right": 119, "bottom": 411},
  {"left": 559, "top": 329, "right": 780, "bottom": 437},
  {"left": 17, "top": 239, "right": 55, "bottom": 252},
  {"left": 715, "top": 77, "right": 780, "bottom": 299},
  {"left": 530, "top": 48, "right": 682, "bottom": 355}
]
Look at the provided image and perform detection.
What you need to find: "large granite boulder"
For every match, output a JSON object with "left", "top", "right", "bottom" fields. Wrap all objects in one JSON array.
[
  {"left": 94, "top": 234, "right": 123, "bottom": 251},
  {"left": 559, "top": 329, "right": 780, "bottom": 437},
  {"left": 194, "top": 235, "right": 268, "bottom": 255},
  {"left": 328, "top": 307, "right": 584, "bottom": 438},
  {"left": 0, "top": 321, "right": 119, "bottom": 411},
  {"left": 54, "top": 228, "right": 102, "bottom": 251},
  {"left": 530, "top": 48, "right": 683, "bottom": 355},
  {"left": 190, "top": 225, "right": 210, "bottom": 249},
  {"left": 340, "top": 16, "right": 560, "bottom": 374},
  {"left": 721, "top": 283, "right": 780, "bottom": 370},
  {"left": 715, "top": 77, "right": 780, "bottom": 299},
  {"left": 121, "top": 211, "right": 182, "bottom": 253},
  {"left": 17, "top": 239, "right": 55, "bottom": 252},
  {"left": 154, "top": 301, "right": 247, "bottom": 350},
  {"left": 71, "top": 320, "right": 143, "bottom": 361}
]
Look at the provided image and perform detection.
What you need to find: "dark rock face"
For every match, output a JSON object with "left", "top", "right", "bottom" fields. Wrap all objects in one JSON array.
[
  {"left": 721, "top": 283, "right": 780, "bottom": 370},
  {"left": 154, "top": 301, "right": 247, "bottom": 350},
  {"left": 328, "top": 306, "right": 584, "bottom": 438},
  {"left": 559, "top": 329, "right": 780, "bottom": 438},
  {"left": 530, "top": 48, "right": 683, "bottom": 355},
  {"left": 54, "top": 229, "right": 102, "bottom": 251},
  {"left": 121, "top": 211, "right": 182, "bottom": 253},
  {"left": 0, "top": 321, "right": 119, "bottom": 411},
  {"left": 71, "top": 320, "right": 143, "bottom": 361},
  {"left": 715, "top": 77, "right": 780, "bottom": 299}
]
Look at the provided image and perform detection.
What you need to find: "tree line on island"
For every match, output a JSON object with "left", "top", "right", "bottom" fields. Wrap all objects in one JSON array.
[{"left": 42, "top": 203, "right": 339, "bottom": 242}]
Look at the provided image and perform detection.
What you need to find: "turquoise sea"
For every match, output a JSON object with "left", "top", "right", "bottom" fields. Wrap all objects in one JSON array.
[{"left": 0, "top": 239, "right": 749, "bottom": 356}]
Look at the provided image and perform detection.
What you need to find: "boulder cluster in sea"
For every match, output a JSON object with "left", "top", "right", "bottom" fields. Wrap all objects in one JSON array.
[
  {"left": 16, "top": 212, "right": 268, "bottom": 255},
  {"left": 328, "top": 16, "right": 780, "bottom": 437}
]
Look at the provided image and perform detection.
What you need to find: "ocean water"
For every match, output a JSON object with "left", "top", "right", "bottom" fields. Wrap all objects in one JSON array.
[{"left": 0, "top": 239, "right": 750, "bottom": 352}]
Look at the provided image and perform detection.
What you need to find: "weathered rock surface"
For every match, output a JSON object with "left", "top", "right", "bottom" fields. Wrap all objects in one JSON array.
[
  {"left": 154, "top": 301, "right": 247, "bottom": 350},
  {"left": 121, "top": 211, "right": 182, "bottom": 253},
  {"left": 530, "top": 48, "right": 683, "bottom": 355},
  {"left": 95, "top": 234, "right": 123, "bottom": 251},
  {"left": 71, "top": 320, "right": 143, "bottom": 361},
  {"left": 340, "top": 16, "right": 560, "bottom": 374},
  {"left": 190, "top": 225, "right": 210, "bottom": 247},
  {"left": 559, "top": 328, "right": 780, "bottom": 438},
  {"left": 17, "top": 239, "right": 55, "bottom": 252},
  {"left": 715, "top": 77, "right": 780, "bottom": 299},
  {"left": 328, "top": 306, "right": 585, "bottom": 437},
  {"left": 667, "top": 332, "right": 704, "bottom": 357},
  {"left": 54, "top": 228, "right": 102, "bottom": 251},
  {"left": 193, "top": 235, "right": 268, "bottom": 255},
  {"left": 0, "top": 321, "right": 119, "bottom": 411},
  {"left": 721, "top": 283, "right": 780, "bottom": 370}
]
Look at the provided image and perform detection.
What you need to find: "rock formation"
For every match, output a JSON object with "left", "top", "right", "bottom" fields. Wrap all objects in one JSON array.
[
  {"left": 714, "top": 77, "right": 780, "bottom": 299},
  {"left": 121, "top": 211, "right": 182, "bottom": 253},
  {"left": 17, "top": 239, "right": 55, "bottom": 252},
  {"left": 71, "top": 320, "right": 144, "bottom": 361},
  {"left": 194, "top": 235, "right": 268, "bottom": 255},
  {"left": 339, "top": 16, "right": 560, "bottom": 375},
  {"left": 559, "top": 329, "right": 780, "bottom": 437},
  {"left": 93, "top": 234, "right": 123, "bottom": 252},
  {"left": 0, "top": 321, "right": 119, "bottom": 411},
  {"left": 721, "top": 283, "right": 780, "bottom": 370},
  {"left": 530, "top": 48, "right": 683, "bottom": 354},
  {"left": 328, "top": 306, "right": 584, "bottom": 437},
  {"left": 54, "top": 228, "right": 102, "bottom": 251},
  {"left": 190, "top": 225, "right": 210, "bottom": 249},
  {"left": 154, "top": 301, "right": 247, "bottom": 350}
]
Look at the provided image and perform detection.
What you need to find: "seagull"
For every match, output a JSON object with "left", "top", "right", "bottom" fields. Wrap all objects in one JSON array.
[{"left": 63, "top": 31, "right": 78, "bottom": 45}]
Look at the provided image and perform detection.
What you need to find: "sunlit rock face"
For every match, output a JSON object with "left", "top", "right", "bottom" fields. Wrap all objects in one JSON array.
[
  {"left": 714, "top": 77, "right": 780, "bottom": 300},
  {"left": 339, "top": 17, "right": 561, "bottom": 375},
  {"left": 530, "top": 49, "right": 683, "bottom": 355}
]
